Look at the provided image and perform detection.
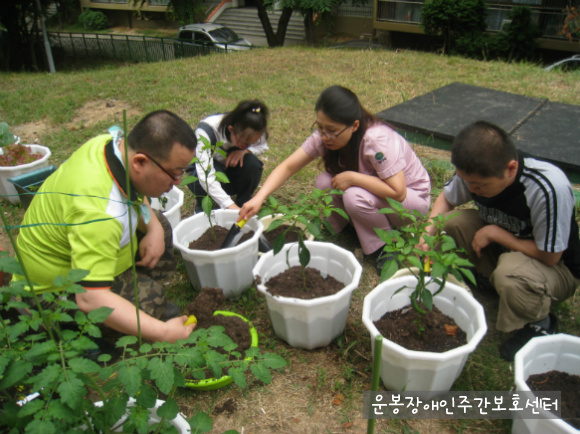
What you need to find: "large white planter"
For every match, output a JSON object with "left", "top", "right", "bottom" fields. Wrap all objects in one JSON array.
[
  {"left": 253, "top": 241, "right": 363, "bottom": 350},
  {"left": 362, "top": 275, "right": 487, "bottom": 398},
  {"left": 173, "top": 209, "right": 263, "bottom": 298},
  {"left": 94, "top": 398, "right": 190, "bottom": 433},
  {"left": 0, "top": 144, "right": 51, "bottom": 204},
  {"left": 513, "top": 334, "right": 580, "bottom": 434},
  {"left": 150, "top": 186, "right": 184, "bottom": 229}
]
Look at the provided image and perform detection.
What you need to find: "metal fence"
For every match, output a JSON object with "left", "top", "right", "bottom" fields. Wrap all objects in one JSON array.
[{"left": 48, "top": 32, "right": 251, "bottom": 63}]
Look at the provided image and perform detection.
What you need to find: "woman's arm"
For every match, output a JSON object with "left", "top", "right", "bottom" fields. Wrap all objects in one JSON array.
[
  {"left": 331, "top": 170, "right": 407, "bottom": 202},
  {"left": 239, "top": 147, "right": 315, "bottom": 220}
]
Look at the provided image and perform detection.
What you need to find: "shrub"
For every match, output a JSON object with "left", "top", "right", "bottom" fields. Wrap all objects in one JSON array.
[
  {"left": 495, "top": 6, "right": 542, "bottom": 62},
  {"left": 78, "top": 9, "right": 109, "bottom": 31},
  {"left": 420, "top": 0, "right": 487, "bottom": 54}
]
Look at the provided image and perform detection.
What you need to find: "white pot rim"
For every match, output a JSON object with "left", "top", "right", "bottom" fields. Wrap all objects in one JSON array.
[{"left": 0, "top": 144, "right": 51, "bottom": 171}]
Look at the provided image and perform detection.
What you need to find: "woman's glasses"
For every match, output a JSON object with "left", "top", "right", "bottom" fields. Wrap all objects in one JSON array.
[{"left": 310, "top": 122, "right": 350, "bottom": 140}]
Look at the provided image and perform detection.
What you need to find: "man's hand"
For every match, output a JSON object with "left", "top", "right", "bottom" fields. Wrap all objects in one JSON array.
[
  {"left": 137, "top": 229, "right": 165, "bottom": 268},
  {"left": 226, "top": 149, "right": 249, "bottom": 168},
  {"left": 472, "top": 225, "right": 503, "bottom": 257},
  {"left": 163, "top": 315, "right": 197, "bottom": 343}
]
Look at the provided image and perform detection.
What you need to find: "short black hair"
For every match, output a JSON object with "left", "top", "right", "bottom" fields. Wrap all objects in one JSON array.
[
  {"left": 451, "top": 121, "right": 518, "bottom": 178},
  {"left": 127, "top": 110, "right": 196, "bottom": 161}
]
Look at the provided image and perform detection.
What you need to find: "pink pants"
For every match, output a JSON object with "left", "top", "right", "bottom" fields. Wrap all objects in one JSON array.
[{"left": 315, "top": 172, "right": 430, "bottom": 255}]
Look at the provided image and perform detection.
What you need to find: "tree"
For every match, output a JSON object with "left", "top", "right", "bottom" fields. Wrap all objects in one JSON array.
[
  {"left": 255, "top": 0, "right": 295, "bottom": 47},
  {"left": 497, "top": 6, "right": 542, "bottom": 62},
  {"left": 420, "top": 0, "right": 487, "bottom": 54},
  {"left": 0, "top": 0, "right": 73, "bottom": 72}
]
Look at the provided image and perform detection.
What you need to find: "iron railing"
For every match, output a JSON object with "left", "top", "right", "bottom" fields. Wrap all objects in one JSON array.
[{"left": 48, "top": 32, "right": 253, "bottom": 63}]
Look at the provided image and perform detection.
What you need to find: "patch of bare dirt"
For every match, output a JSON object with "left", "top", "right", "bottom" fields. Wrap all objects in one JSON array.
[{"left": 11, "top": 99, "right": 141, "bottom": 145}]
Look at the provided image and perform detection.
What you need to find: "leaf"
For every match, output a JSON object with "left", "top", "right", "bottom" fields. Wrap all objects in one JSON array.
[
  {"left": 261, "top": 352, "right": 287, "bottom": 369},
  {"left": 136, "top": 384, "right": 157, "bottom": 408},
  {"left": 421, "top": 288, "right": 433, "bottom": 311},
  {"left": 68, "top": 357, "right": 101, "bottom": 374},
  {"left": 57, "top": 374, "right": 85, "bottom": 410},
  {"left": 444, "top": 324, "right": 459, "bottom": 337},
  {"left": 189, "top": 411, "right": 213, "bottom": 433},
  {"left": 118, "top": 365, "right": 142, "bottom": 397},
  {"left": 157, "top": 398, "right": 179, "bottom": 421},
  {"left": 16, "top": 398, "right": 44, "bottom": 417},
  {"left": 215, "top": 171, "right": 230, "bottom": 184},
  {"left": 148, "top": 358, "right": 174, "bottom": 395},
  {"left": 22, "top": 419, "right": 56, "bottom": 434},
  {"left": 0, "top": 255, "right": 23, "bottom": 275},
  {"left": 64, "top": 269, "right": 90, "bottom": 283},
  {"left": 250, "top": 362, "right": 272, "bottom": 384},
  {"left": 87, "top": 306, "right": 113, "bottom": 324},
  {"left": 380, "top": 258, "right": 399, "bottom": 282},
  {"left": 298, "top": 241, "right": 310, "bottom": 269},
  {"left": 227, "top": 366, "right": 247, "bottom": 388}
]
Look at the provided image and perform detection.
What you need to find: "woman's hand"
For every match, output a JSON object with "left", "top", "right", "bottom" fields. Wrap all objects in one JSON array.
[
  {"left": 226, "top": 149, "right": 249, "bottom": 168},
  {"left": 331, "top": 171, "right": 357, "bottom": 191},
  {"left": 239, "top": 197, "right": 264, "bottom": 222}
]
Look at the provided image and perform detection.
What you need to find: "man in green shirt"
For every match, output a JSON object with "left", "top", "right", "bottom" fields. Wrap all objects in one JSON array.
[{"left": 15, "top": 110, "right": 196, "bottom": 343}]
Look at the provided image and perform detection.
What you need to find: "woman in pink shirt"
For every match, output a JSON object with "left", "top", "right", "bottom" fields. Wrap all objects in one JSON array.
[{"left": 240, "top": 85, "right": 431, "bottom": 274}]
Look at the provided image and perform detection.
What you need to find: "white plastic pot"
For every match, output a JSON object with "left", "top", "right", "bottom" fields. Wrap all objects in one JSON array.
[
  {"left": 362, "top": 275, "right": 487, "bottom": 398},
  {"left": 253, "top": 241, "right": 362, "bottom": 350},
  {"left": 0, "top": 144, "right": 51, "bottom": 204},
  {"left": 173, "top": 209, "right": 263, "bottom": 298},
  {"left": 93, "top": 398, "right": 190, "bottom": 433},
  {"left": 150, "top": 186, "right": 184, "bottom": 229},
  {"left": 513, "top": 333, "right": 580, "bottom": 434}
]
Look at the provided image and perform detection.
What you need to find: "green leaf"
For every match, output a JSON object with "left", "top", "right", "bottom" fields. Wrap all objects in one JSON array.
[
  {"left": 23, "top": 419, "right": 56, "bottom": 434},
  {"left": 148, "top": 358, "right": 174, "bottom": 395},
  {"left": 261, "top": 352, "right": 287, "bottom": 369},
  {"left": 0, "top": 255, "right": 23, "bottom": 275},
  {"left": 421, "top": 288, "right": 433, "bottom": 311},
  {"left": 189, "top": 411, "right": 213, "bottom": 433},
  {"left": 118, "top": 365, "right": 142, "bottom": 397},
  {"left": 227, "top": 366, "right": 247, "bottom": 388},
  {"left": 407, "top": 255, "right": 422, "bottom": 270},
  {"left": 65, "top": 269, "right": 90, "bottom": 283},
  {"left": 68, "top": 357, "right": 101, "bottom": 374},
  {"left": 298, "top": 242, "right": 310, "bottom": 269},
  {"left": 250, "top": 362, "right": 272, "bottom": 384},
  {"left": 16, "top": 398, "right": 44, "bottom": 417},
  {"left": 380, "top": 258, "right": 399, "bottom": 282},
  {"left": 57, "top": 374, "right": 85, "bottom": 410},
  {"left": 157, "top": 398, "right": 179, "bottom": 421},
  {"left": 0, "top": 359, "right": 32, "bottom": 389},
  {"left": 135, "top": 384, "right": 157, "bottom": 408},
  {"left": 87, "top": 306, "right": 113, "bottom": 324},
  {"left": 179, "top": 174, "right": 197, "bottom": 186},
  {"left": 116, "top": 335, "right": 138, "bottom": 348},
  {"left": 215, "top": 171, "right": 230, "bottom": 184}
]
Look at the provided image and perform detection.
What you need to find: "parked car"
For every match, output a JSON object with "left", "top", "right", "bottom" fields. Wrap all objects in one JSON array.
[{"left": 174, "top": 23, "right": 253, "bottom": 57}]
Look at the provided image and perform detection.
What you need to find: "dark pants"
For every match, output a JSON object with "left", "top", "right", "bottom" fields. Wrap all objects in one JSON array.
[{"left": 188, "top": 153, "right": 263, "bottom": 212}]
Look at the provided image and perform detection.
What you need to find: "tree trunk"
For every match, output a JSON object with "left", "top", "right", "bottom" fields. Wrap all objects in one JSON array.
[
  {"left": 303, "top": 10, "right": 315, "bottom": 45},
  {"left": 255, "top": 0, "right": 294, "bottom": 48}
]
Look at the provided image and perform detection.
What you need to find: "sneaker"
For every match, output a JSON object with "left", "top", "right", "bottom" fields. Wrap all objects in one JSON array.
[
  {"left": 376, "top": 250, "right": 397, "bottom": 276},
  {"left": 499, "top": 313, "right": 558, "bottom": 362}
]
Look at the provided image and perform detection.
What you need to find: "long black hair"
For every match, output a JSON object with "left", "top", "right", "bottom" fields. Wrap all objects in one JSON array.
[
  {"left": 315, "top": 85, "right": 378, "bottom": 174},
  {"left": 219, "top": 99, "right": 269, "bottom": 142}
]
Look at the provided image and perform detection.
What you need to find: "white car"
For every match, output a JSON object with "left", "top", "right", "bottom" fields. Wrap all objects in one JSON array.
[{"left": 174, "top": 23, "right": 253, "bottom": 57}]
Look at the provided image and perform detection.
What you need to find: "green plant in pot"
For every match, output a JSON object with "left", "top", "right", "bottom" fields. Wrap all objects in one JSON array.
[
  {"left": 0, "top": 253, "right": 287, "bottom": 434},
  {"left": 252, "top": 188, "right": 363, "bottom": 350},
  {"left": 180, "top": 135, "right": 230, "bottom": 241},
  {"left": 257, "top": 188, "right": 348, "bottom": 290},
  {"left": 375, "top": 197, "right": 476, "bottom": 335}
]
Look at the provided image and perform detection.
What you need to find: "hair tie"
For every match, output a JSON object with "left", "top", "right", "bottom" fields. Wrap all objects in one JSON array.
[{"left": 251, "top": 107, "right": 261, "bottom": 113}]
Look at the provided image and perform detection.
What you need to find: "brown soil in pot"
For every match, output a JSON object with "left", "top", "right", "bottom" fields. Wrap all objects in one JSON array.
[
  {"left": 188, "top": 226, "right": 254, "bottom": 251},
  {"left": 373, "top": 304, "right": 467, "bottom": 352},
  {"left": 527, "top": 370, "right": 580, "bottom": 429},
  {"left": 264, "top": 266, "right": 344, "bottom": 300},
  {"left": 186, "top": 287, "right": 252, "bottom": 353},
  {"left": 262, "top": 226, "right": 301, "bottom": 245}
]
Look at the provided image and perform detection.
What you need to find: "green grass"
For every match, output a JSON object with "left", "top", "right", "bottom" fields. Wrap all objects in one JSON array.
[{"left": 1, "top": 46, "right": 579, "bottom": 434}]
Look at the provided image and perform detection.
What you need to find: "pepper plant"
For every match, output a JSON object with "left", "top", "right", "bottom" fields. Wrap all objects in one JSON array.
[
  {"left": 258, "top": 188, "right": 348, "bottom": 290},
  {"left": 180, "top": 135, "right": 229, "bottom": 241},
  {"left": 375, "top": 198, "right": 475, "bottom": 335}
]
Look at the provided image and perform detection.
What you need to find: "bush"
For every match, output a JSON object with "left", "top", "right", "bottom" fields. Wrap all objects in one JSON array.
[
  {"left": 495, "top": 6, "right": 542, "bottom": 62},
  {"left": 78, "top": 8, "right": 109, "bottom": 30},
  {"left": 420, "top": 0, "right": 487, "bottom": 54}
]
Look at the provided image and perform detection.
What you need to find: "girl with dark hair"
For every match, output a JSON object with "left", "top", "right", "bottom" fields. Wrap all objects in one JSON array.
[
  {"left": 239, "top": 86, "right": 431, "bottom": 274},
  {"left": 188, "top": 99, "right": 269, "bottom": 213}
]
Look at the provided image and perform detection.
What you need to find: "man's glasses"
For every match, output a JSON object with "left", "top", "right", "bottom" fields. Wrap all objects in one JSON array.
[
  {"left": 311, "top": 122, "right": 351, "bottom": 140},
  {"left": 137, "top": 152, "right": 187, "bottom": 181}
]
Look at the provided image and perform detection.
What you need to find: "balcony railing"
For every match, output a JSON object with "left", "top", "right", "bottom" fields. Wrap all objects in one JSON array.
[{"left": 375, "top": 0, "right": 574, "bottom": 39}]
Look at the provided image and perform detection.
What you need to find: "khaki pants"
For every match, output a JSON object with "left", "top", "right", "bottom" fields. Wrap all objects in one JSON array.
[{"left": 444, "top": 209, "right": 579, "bottom": 332}]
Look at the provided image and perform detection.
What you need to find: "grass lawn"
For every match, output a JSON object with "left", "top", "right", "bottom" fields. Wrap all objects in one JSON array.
[{"left": 1, "top": 46, "right": 579, "bottom": 434}]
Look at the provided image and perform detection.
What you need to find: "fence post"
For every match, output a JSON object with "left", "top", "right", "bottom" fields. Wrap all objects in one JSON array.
[
  {"left": 96, "top": 34, "right": 101, "bottom": 56},
  {"left": 161, "top": 37, "right": 167, "bottom": 61},
  {"left": 111, "top": 34, "right": 116, "bottom": 59},
  {"left": 126, "top": 35, "right": 130, "bottom": 61},
  {"left": 82, "top": 33, "right": 88, "bottom": 57},
  {"left": 69, "top": 33, "right": 76, "bottom": 58},
  {"left": 143, "top": 36, "right": 149, "bottom": 62}
]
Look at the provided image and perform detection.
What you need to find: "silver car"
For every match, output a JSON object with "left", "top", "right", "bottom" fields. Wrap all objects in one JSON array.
[{"left": 174, "top": 23, "right": 253, "bottom": 57}]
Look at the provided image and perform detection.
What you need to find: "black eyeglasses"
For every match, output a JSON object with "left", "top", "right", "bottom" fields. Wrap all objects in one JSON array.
[
  {"left": 310, "top": 122, "right": 351, "bottom": 140},
  {"left": 137, "top": 152, "right": 187, "bottom": 181}
]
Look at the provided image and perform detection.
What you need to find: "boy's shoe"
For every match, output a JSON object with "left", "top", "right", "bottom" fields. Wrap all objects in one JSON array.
[{"left": 499, "top": 313, "right": 558, "bottom": 362}]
